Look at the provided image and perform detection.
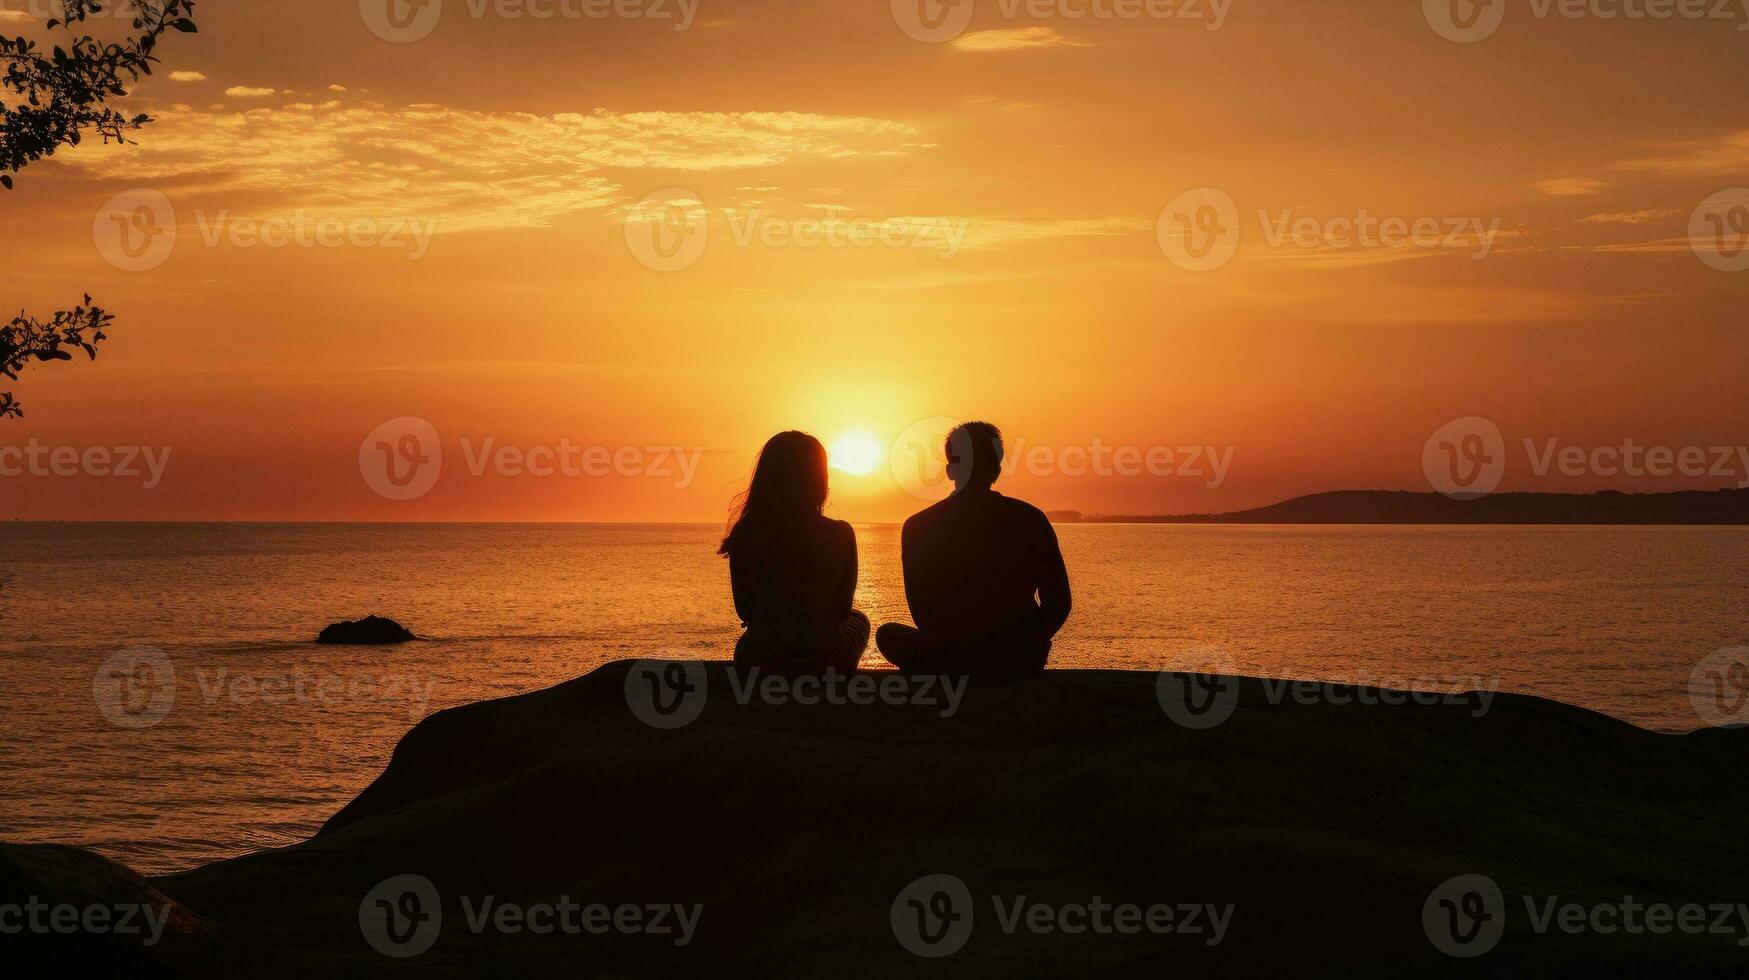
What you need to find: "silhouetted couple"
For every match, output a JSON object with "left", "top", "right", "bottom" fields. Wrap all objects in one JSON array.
[{"left": 721, "top": 422, "right": 1071, "bottom": 684}]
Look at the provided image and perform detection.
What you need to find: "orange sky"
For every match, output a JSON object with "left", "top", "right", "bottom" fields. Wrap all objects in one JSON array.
[{"left": 2, "top": 0, "right": 1747, "bottom": 521}]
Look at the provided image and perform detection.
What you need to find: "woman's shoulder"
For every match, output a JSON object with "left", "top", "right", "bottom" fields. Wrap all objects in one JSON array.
[{"left": 816, "top": 515, "right": 856, "bottom": 546}]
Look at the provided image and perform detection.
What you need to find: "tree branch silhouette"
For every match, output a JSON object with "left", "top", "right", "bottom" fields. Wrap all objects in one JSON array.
[{"left": 0, "top": 0, "right": 196, "bottom": 418}]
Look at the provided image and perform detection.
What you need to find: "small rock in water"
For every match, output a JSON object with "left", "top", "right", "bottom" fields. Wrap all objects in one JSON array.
[{"left": 315, "top": 615, "right": 417, "bottom": 645}]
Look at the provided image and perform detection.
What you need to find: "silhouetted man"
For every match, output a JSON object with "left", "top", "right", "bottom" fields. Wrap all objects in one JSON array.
[{"left": 877, "top": 421, "right": 1071, "bottom": 683}]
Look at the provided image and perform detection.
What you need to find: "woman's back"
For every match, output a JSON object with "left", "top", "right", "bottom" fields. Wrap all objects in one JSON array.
[
  {"left": 721, "top": 431, "right": 867, "bottom": 674},
  {"left": 729, "top": 514, "right": 856, "bottom": 649}
]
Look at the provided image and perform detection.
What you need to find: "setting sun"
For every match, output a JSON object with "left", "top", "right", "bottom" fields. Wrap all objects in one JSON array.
[{"left": 828, "top": 432, "right": 885, "bottom": 476}]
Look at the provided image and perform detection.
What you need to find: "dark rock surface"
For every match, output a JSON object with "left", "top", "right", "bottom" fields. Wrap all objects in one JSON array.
[
  {"left": 7, "top": 664, "right": 1749, "bottom": 976},
  {"left": 314, "top": 615, "right": 417, "bottom": 645},
  {"left": 0, "top": 842, "right": 217, "bottom": 976}
]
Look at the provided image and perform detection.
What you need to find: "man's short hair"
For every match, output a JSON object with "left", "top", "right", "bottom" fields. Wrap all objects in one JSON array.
[{"left": 946, "top": 421, "right": 1003, "bottom": 487}]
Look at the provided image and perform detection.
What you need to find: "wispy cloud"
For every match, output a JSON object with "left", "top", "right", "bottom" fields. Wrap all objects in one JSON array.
[
  {"left": 224, "top": 86, "right": 277, "bottom": 98},
  {"left": 1578, "top": 208, "right": 1681, "bottom": 225},
  {"left": 53, "top": 99, "right": 924, "bottom": 232},
  {"left": 950, "top": 216, "right": 1147, "bottom": 250},
  {"left": 1615, "top": 129, "right": 1749, "bottom": 178},
  {"left": 168, "top": 71, "right": 207, "bottom": 83},
  {"left": 840, "top": 261, "right": 1100, "bottom": 292},
  {"left": 1531, "top": 130, "right": 1749, "bottom": 209},
  {"left": 1245, "top": 228, "right": 1530, "bottom": 269},
  {"left": 1569, "top": 238, "right": 1697, "bottom": 255},
  {"left": 1532, "top": 177, "right": 1608, "bottom": 197},
  {"left": 1609, "top": 129, "right": 1749, "bottom": 179},
  {"left": 961, "top": 95, "right": 1045, "bottom": 112},
  {"left": 951, "top": 27, "right": 1091, "bottom": 52}
]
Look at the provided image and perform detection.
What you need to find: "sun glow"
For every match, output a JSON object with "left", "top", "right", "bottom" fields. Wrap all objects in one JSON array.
[{"left": 828, "top": 431, "right": 885, "bottom": 476}]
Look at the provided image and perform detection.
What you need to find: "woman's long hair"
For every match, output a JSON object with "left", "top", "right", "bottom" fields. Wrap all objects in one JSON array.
[{"left": 719, "top": 431, "right": 829, "bottom": 557}]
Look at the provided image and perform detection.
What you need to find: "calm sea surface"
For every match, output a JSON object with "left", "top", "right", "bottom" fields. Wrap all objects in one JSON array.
[{"left": 2, "top": 523, "right": 1745, "bottom": 873}]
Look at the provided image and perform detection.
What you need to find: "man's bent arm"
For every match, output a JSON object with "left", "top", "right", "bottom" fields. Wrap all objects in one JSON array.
[
  {"left": 900, "top": 520, "right": 935, "bottom": 630},
  {"left": 1036, "top": 522, "right": 1072, "bottom": 638}
]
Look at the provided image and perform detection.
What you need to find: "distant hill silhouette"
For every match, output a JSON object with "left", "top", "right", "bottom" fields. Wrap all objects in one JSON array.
[{"left": 1096, "top": 487, "right": 1749, "bottom": 524}]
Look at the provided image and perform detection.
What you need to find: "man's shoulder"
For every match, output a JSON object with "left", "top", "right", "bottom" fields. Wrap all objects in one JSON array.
[
  {"left": 902, "top": 499, "right": 952, "bottom": 534},
  {"left": 991, "top": 492, "right": 1051, "bottom": 525},
  {"left": 905, "top": 491, "right": 1048, "bottom": 528}
]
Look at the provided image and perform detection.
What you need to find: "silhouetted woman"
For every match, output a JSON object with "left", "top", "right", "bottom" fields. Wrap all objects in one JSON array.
[{"left": 721, "top": 431, "right": 868, "bottom": 674}]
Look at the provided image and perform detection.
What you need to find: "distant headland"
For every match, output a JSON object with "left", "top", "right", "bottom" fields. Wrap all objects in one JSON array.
[{"left": 1062, "top": 487, "right": 1749, "bottom": 525}]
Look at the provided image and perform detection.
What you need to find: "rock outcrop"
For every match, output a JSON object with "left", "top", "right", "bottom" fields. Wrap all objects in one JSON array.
[
  {"left": 7, "top": 664, "right": 1749, "bottom": 976},
  {"left": 0, "top": 842, "right": 217, "bottom": 976},
  {"left": 314, "top": 615, "right": 416, "bottom": 645}
]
